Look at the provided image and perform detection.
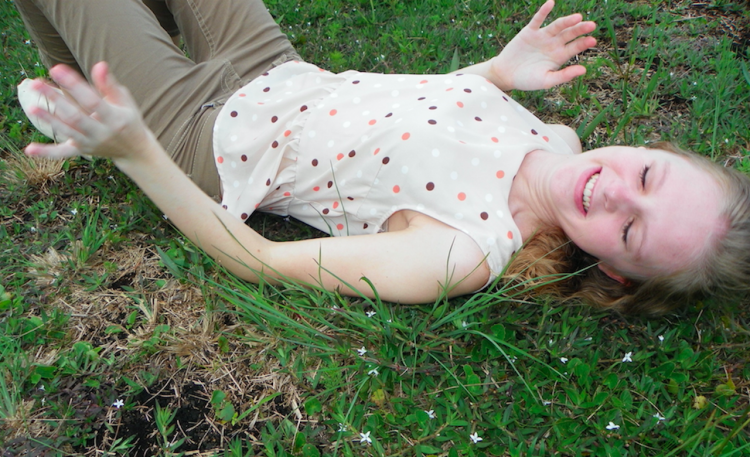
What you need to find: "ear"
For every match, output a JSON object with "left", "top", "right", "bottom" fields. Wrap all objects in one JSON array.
[{"left": 598, "top": 263, "right": 630, "bottom": 285}]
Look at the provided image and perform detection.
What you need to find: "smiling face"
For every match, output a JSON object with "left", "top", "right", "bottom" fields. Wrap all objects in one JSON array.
[{"left": 545, "top": 146, "right": 726, "bottom": 281}]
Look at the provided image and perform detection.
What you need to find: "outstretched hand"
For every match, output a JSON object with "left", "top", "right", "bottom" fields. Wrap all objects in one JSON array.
[
  {"left": 24, "top": 62, "right": 154, "bottom": 161},
  {"left": 491, "top": 0, "right": 596, "bottom": 91}
]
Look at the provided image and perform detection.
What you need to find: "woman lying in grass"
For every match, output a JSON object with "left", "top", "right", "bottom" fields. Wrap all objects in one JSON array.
[{"left": 17, "top": 0, "right": 750, "bottom": 314}]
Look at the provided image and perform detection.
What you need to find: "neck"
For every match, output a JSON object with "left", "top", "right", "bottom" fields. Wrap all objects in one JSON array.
[{"left": 508, "top": 149, "right": 560, "bottom": 240}]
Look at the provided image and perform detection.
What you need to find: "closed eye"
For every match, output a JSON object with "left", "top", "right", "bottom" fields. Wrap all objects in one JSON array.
[{"left": 640, "top": 165, "right": 650, "bottom": 189}]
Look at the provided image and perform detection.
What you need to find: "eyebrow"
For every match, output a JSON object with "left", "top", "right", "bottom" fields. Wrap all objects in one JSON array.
[{"left": 634, "top": 161, "right": 670, "bottom": 262}]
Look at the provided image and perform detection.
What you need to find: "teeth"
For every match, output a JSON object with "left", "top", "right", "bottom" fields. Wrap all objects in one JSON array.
[{"left": 582, "top": 173, "right": 599, "bottom": 212}]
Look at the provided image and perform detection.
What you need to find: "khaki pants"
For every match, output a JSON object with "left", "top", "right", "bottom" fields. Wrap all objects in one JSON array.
[{"left": 15, "top": 0, "right": 300, "bottom": 198}]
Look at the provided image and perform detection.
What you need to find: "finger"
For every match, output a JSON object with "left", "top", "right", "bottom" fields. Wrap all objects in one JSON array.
[
  {"left": 49, "top": 64, "right": 111, "bottom": 117},
  {"left": 27, "top": 83, "right": 106, "bottom": 138},
  {"left": 527, "top": 0, "right": 556, "bottom": 30},
  {"left": 26, "top": 140, "right": 84, "bottom": 160},
  {"left": 90, "top": 62, "right": 138, "bottom": 124},
  {"left": 27, "top": 105, "right": 98, "bottom": 148},
  {"left": 564, "top": 36, "right": 597, "bottom": 59},
  {"left": 545, "top": 13, "right": 583, "bottom": 36},
  {"left": 559, "top": 21, "right": 597, "bottom": 44},
  {"left": 543, "top": 65, "right": 587, "bottom": 88}
]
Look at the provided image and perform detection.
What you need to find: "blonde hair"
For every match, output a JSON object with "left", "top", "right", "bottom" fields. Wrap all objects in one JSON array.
[{"left": 503, "top": 142, "right": 750, "bottom": 315}]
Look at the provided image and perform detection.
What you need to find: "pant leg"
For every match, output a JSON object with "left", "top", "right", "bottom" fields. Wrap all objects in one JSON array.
[
  {"left": 14, "top": 0, "right": 82, "bottom": 74},
  {"left": 165, "top": 0, "right": 301, "bottom": 84},
  {"left": 142, "top": 0, "right": 180, "bottom": 37}
]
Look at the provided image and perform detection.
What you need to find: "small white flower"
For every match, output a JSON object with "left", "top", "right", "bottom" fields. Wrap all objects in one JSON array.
[
  {"left": 357, "top": 346, "right": 367, "bottom": 356},
  {"left": 584, "top": 337, "right": 593, "bottom": 341},
  {"left": 338, "top": 423, "right": 348, "bottom": 432},
  {"left": 368, "top": 367, "right": 379, "bottom": 376},
  {"left": 359, "top": 431, "right": 372, "bottom": 445},
  {"left": 549, "top": 339, "right": 554, "bottom": 345},
  {"left": 39, "top": 385, "right": 45, "bottom": 391},
  {"left": 25, "top": 40, "right": 31, "bottom": 44},
  {"left": 692, "top": 81, "right": 697, "bottom": 86},
  {"left": 469, "top": 432, "right": 483, "bottom": 443},
  {"left": 70, "top": 209, "right": 77, "bottom": 215},
  {"left": 30, "top": 227, "right": 37, "bottom": 233},
  {"left": 112, "top": 399, "right": 124, "bottom": 409},
  {"left": 560, "top": 357, "right": 569, "bottom": 364},
  {"left": 543, "top": 401, "right": 551, "bottom": 406},
  {"left": 20, "top": 70, "right": 25, "bottom": 75},
  {"left": 724, "top": 138, "right": 729, "bottom": 144},
  {"left": 386, "top": 319, "right": 392, "bottom": 323},
  {"left": 462, "top": 321, "right": 468, "bottom": 328},
  {"left": 669, "top": 71, "right": 674, "bottom": 77},
  {"left": 622, "top": 352, "right": 633, "bottom": 363},
  {"left": 605, "top": 421, "right": 620, "bottom": 430},
  {"left": 162, "top": 214, "right": 168, "bottom": 220},
  {"left": 41, "top": 397, "right": 46, "bottom": 405},
  {"left": 509, "top": 356, "right": 517, "bottom": 364},
  {"left": 426, "top": 410, "right": 436, "bottom": 419},
  {"left": 658, "top": 335, "right": 664, "bottom": 342},
  {"left": 366, "top": 310, "right": 376, "bottom": 318},
  {"left": 653, "top": 413, "right": 666, "bottom": 422}
]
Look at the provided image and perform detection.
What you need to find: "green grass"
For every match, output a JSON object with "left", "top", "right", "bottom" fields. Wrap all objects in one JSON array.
[{"left": 1, "top": 0, "right": 749, "bottom": 455}]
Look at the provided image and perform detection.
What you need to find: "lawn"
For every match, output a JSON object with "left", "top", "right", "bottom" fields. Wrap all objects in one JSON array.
[{"left": 1, "top": 0, "right": 749, "bottom": 455}]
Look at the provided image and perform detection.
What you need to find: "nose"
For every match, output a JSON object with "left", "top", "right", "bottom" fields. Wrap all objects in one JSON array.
[{"left": 603, "top": 181, "right": 636, "bottom": 213}]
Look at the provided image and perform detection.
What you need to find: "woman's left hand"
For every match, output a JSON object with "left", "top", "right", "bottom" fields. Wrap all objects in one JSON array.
[
  {"left": 24, "top": 62, "right": 156, "bottom": 161},
  {"left": 490, "top": 0, "right": 597, "bottom": 91}
]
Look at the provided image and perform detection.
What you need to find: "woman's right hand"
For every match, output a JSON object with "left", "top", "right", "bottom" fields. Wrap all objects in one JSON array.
[{"left": 24, "top": 62, "right": 156, "bottom": 162}]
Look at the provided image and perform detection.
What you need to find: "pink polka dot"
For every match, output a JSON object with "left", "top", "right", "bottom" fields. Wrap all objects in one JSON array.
[
  {"left": 393, "top": 185, "right": 401, "bottom": 193},
  {"left": 369, "top": 119, "right": 377, "bottom": 125},
  {"left": 217, "top": 156, "right": 224, "bottom": 164},
  {"left": 284, "top": 130, "right": 292, "bottom": 137},
  {"left": 402, "top": 132, "right": 411, "bottom": 140},
  {"left": 496, "top": 170, "right": 505, "bottom": 179},
  {"left": 446, "top": 88, "right": 454, "bottom": 92},
  {"left": 543, "top": 136, "right": 550, "bottom": 142},
  {"left": 337, "top": 153, "right": 344, "bottom": 160},
  {"left": 283, "top": 192, "right": 291, "bottom": 197},
  {"left": 255, "top": 203, "right": 260, "bottom": 209},
  {"left": 333, "top": 201, "right": 339, "bottom": 209},
  {"left": 458, "top": 192, "right": 466, "bottom": 201},
  {"left": 456, "top": 101, "right": 464, "bottom": 108},
  {"left": 373, "top": 148, "right": 381, "bottom": 155},
  {"left": 507, "top": 231, "right": 514, "bottom": 240},
  {"left": 313, "top": 186, "right": 320, "bottom": 191},
  {"left": 336, "top": 223, "right": 344, "bottom": 230},
  {"left": 238, "top": 93, "right": 246, "bottom": 97},
  {"left": 330, "top": 109, "right": 337, "bottom": 116},
  {"left": 420, "top": 79, "right": 428, "bottom": 84},
  {"left": 491, "top": 137, "right": 499, "bottom": 143}
]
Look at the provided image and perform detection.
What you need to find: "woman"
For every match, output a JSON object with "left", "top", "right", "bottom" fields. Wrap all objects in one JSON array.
[{"left": 17, "top": 0, "right": 750, "bottom": 314}]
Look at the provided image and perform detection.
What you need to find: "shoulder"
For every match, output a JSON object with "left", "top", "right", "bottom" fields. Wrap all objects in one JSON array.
[{"left": 547, "top": 124, "right": 582, "bottom": 154}]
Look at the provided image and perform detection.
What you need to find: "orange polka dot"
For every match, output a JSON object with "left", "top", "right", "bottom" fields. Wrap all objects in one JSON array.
[
  {"left": 337, "top": 223, "right": 344, "bottom": 230},
  {"left": 369, "top": 119, "right": 377, "bottom": 125},
  {"left": 507, "top": 231, "right": 514, "bottom": 240},
  {"left": 457, "top": 101, "right": 464, "bottom": 108},
  {"left": 283, "top": 192, "right": 291, "bottom": 197},
  {"left": 313, "top": 186, "right": 320, "bottom": 191},
  {"left": 284, "top": 130, "right": 291, "bottom": 137},
  {"left": 337, "top": 153, "right": 344, "bottom": 160},
  {"left": 496, "top": 170, "right": 505, "bottom": 179},
  {"left": 420, "top": 79, "right": 428, "bottom": 84},
  {"left": 543, "top": 136, "right": 550, "bottom": 142},
  {"left": 333, "top": 201, "right": 339, "bottom": 209},
  {"left": 329, "top": 109, "right": 337, "bottom": 116},
  {"left": 216, "top": 156, "right": 224, "bottom": 164},
  {"left": 491, "top": 137, "right": 499, "bottom": 143},
  {"left": 393, "top": 185, "right": 401, "bottom": 193},
  {"left": 373, "top": 147, "right": 381, "bottom": 155},
  {"left": 458, "top": 192, "right": 466, "bottom": 201},
  {"left": 402, "top": 132, "right": 411, "bottom": 140}
]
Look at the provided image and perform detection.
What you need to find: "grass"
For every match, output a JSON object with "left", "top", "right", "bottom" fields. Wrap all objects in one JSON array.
[{"left": 1, "top": 0, "right": 749, "bottom": 455}]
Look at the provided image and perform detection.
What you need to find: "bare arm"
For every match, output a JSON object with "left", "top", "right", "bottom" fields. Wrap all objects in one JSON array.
[
  {"left": 455, "top": 0, "right": 596, "bottom": 91},
  {"left": 24, "top": 63, "right": 490, "bottom": 303}
]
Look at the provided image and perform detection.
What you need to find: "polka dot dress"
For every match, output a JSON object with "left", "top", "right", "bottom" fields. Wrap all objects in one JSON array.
[{"left": 213, "top": 61, "right": 573, "bottom": 284}]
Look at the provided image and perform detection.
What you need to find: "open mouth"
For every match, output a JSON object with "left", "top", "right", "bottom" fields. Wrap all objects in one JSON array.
[{"left": 582, "top": 172, "right": 600, "bottom": 213}]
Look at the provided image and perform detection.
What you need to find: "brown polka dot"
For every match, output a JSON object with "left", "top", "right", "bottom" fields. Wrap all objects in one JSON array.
[
  {"left": 475, "top": 116, "right": 483, "bottom": 122},
  {"left": 382, "top": 157, "right": 390, "bottom": 164},
  {"left": 363, "top": 223, "right": 369, "bottom": 229},
  {"left": 262, "top": 72, "right": 269, "bottom": 76},
  {"left": 312, "top": 159, "right": 319, "bottom": 166},
  {"left": 222, "top": 205, "right": 228, "bottom": 209},
  {"left": 348, "top": 150, "right": 356, "bottom": 158},
  {"left": 429, "top": 106, "right": 437, "bottom": 110},
  {"left": 480, "top": 212, "right": 489, "bottom": 220},
  {"left": 266, "top": 179, "right": 271, "bottom": 186},
  {"left": 402, "top": 132, "right": 411, "bottom": 140},
  {"left": 263, "top": 87, "right": 270, "bottom": 92},
  {"left": 230, "top": 111, "right": 238, "bottom": 117},
  {"left": 241, "top": 155, "right": 248, "bottom": 162},
  {"left": 241, "top": 213, "right": 248, "bottom": 219},
  {"left": 271, "top": 115, "right": 278, "bottom": 123},
  {"left": 327, "top": 181, "right": 333, "bottom": 188},
  {"left": 428, "top": 119, "right": 437, "bottom": 125},
  {"left": 426, "top": 182, "right": 435, "bottom": 191},
  {"left": 418, "top": 97, "right": 426, "bottom": 101},
  {"left": 352, "top": 80, "right": 360, "bottom": 84},
  {"left": 330, "top": 109, "right": 337, "bottom": 116},
  {"left": 300, "top": 105, "right": 308, "bottom": 112},
  {"left": 347, "top": 197, "right": 354, "bottom": 200},
  {"left": 385, "top": 112, "right": 393, "bottom": 118},
  {"left": 503, "top": 96, "right": 509, "bottom": 102},
  {"left": 322, "top": 208, "right": 329, "bottom": 214},
  {"left": 531, "top": 129, "right": 538, "bottom": 135},
  {"left": 457, "top": 192, "right": 466, "bottom": 201},
  {"left": 272, "top": 140, "right": 279, "bottom": 148},
  {"left": 464, "top": 88, "right": 472, "bottom": 93}
]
